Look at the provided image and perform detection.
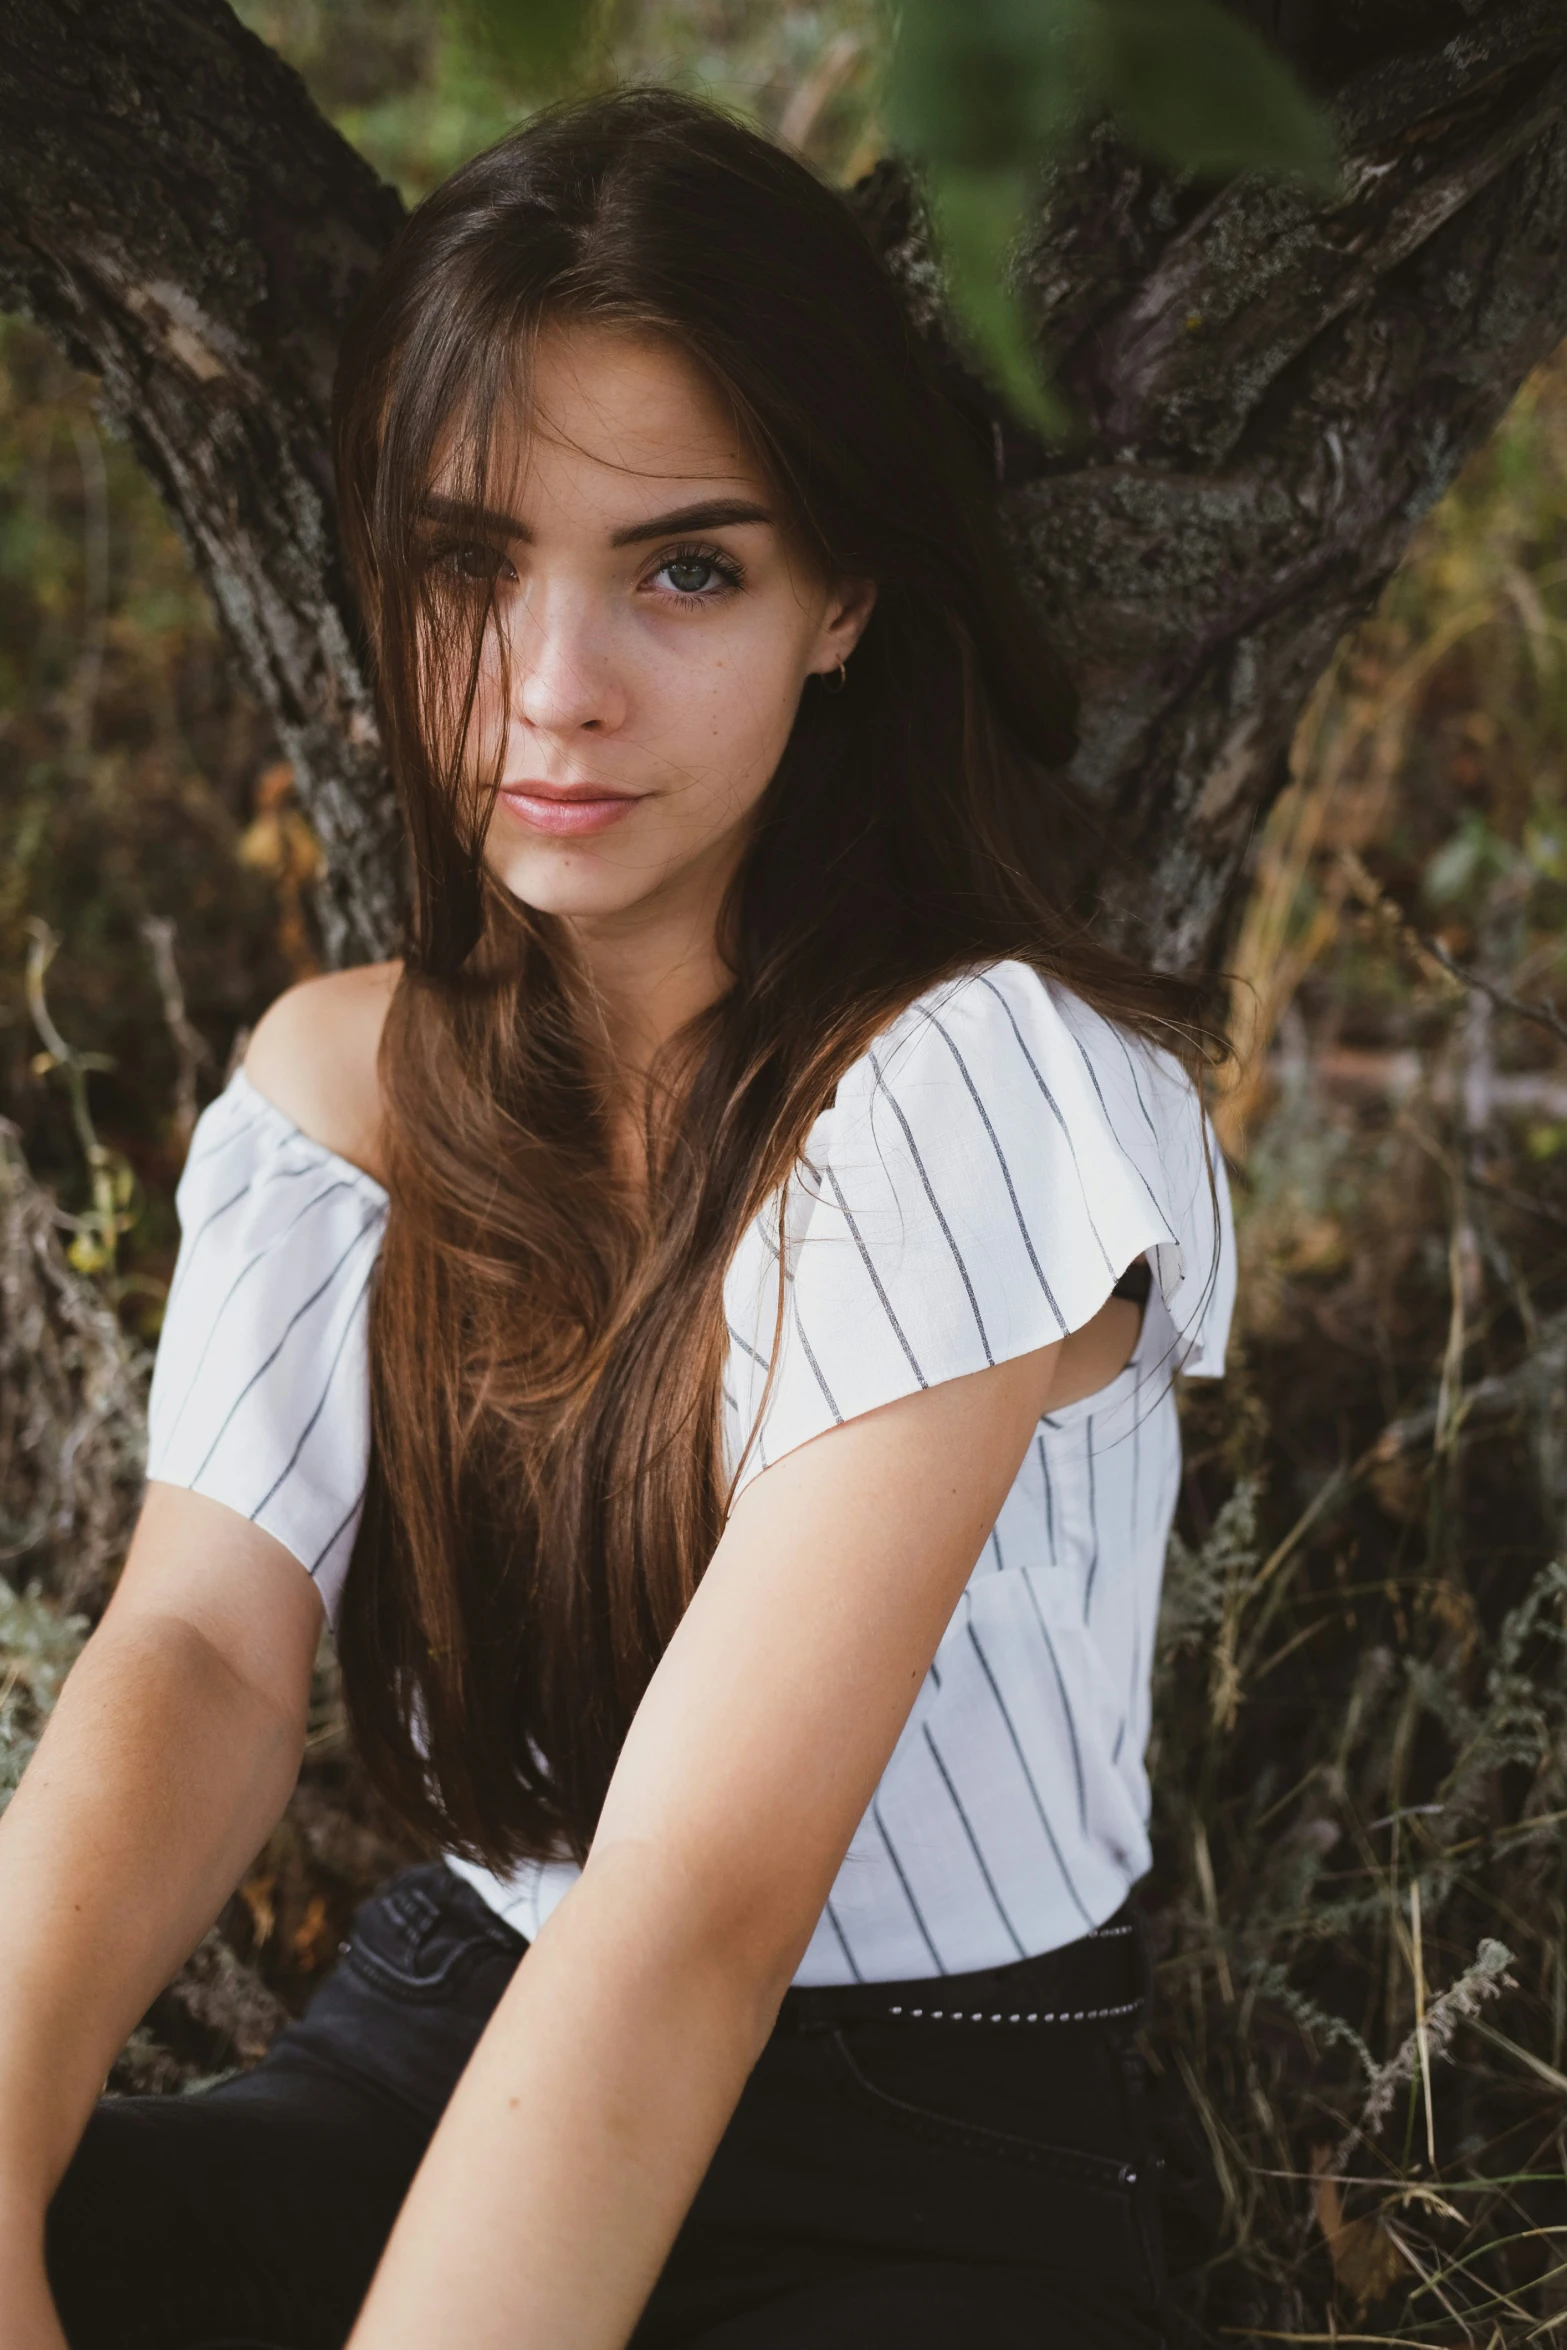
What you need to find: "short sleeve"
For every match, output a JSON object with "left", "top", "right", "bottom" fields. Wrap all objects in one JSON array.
[
  {"left": 145, "top": 1070, "right": 388, "bottom": 1619},
  {"left": 722, "top": 962, "right": 1234, "bottom": 1497}
]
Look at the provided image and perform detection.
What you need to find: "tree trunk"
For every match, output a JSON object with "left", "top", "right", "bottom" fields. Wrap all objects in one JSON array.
[
  {"left": 1019, "top": 0, "right": 1567, "bottom": 966},
  {"left": 0, "top": 0, "right": 405, "bottom": 965},
  {"left": 2, "top": 0, "right": 1565, "bottom": 970}
]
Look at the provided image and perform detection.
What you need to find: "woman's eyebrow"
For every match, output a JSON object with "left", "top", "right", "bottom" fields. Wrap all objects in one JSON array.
[
  {"left": 608, "top": 498, "right": 773, "bottom": 546},
  {"left": 418, "top": 493, "right": 774, "bottom": 545},
  {"left": 420, "top": 493, "right": 527, "bottom": 537}
]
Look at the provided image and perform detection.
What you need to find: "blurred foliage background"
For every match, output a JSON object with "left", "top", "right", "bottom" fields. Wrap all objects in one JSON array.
[
  {"left": 5, "top": 2, "right": 1567, "bottom": 2340},
  {"left": 240, "top": 0, "right": 887, "bottom": 198}
]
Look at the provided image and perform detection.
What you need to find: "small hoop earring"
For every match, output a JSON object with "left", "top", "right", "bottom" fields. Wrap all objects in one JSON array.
[{"left": 822, "top": 658, "right": 849, "bottom": 694}]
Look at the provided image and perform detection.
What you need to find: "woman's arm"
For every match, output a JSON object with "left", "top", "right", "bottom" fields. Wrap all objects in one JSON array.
[
  {"left": 0, "top": 1486, "right": 322, "bottom": 2333},
  {"left": 348, "top": 1338, "right": 1065, "bottom": 2350}
]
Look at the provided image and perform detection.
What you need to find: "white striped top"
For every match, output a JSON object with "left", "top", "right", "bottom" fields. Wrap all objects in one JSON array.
[{"left": 147, "top": 961, "right": 1234, "bottom": 1985}]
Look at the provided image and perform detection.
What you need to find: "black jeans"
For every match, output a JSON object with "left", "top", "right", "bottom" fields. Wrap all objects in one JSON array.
[{"left": 47, "top": 1864, "right": 1166, "bottom": 2349}]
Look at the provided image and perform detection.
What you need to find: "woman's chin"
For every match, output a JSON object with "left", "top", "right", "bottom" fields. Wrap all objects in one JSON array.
[{"left": 486, "top": 848, "right": 671, "bottom": 925}]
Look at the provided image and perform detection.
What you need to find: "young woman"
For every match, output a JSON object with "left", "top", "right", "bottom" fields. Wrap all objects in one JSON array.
[{"left": 0, "top": 90, "right": 1233, "bottom": 2350}]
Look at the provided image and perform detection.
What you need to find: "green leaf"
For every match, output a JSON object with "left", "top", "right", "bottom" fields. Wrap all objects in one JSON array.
[
  {"left": 927, "top": 165, "right": 1068, "bottom": 435},
  {"left": 885, "top": 0, "right": 1335, "bottom": 430},
  {"left": 884, "top": 0, "right": 1090, "bottom": 171},
  {"left": 1093, "top": 0, "right": 1338, "bottom": 189},
  {"left": 884, "top": 0, "right": 1088, "bottom": 427}
]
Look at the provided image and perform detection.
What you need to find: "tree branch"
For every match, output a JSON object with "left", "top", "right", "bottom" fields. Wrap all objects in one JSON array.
[
  {"left": 857, "top": 2, "right": 1567, "bottom": 965},
  {"left": 0, "top": 0, "right": 407, "bottom": 961},
  {"left": 4, "top": 0, "right": 1567, "bottom": 972},
  {"left": 1023, "top": 0, "right": 1567, "bottom": 963}
]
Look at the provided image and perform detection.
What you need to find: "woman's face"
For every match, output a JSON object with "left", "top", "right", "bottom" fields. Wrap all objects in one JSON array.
[{"left": 429, "top": 323, "right": 875, "bottom": 933}]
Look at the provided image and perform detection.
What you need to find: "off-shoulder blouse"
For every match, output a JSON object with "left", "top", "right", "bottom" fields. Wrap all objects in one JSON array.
[{"left": 147, "top": 962, "right": 1235, "bottom": 1986}]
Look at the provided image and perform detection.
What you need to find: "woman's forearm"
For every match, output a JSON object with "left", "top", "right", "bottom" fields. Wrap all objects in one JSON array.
[
  {"left": 348, "top": 1842, "right": 785, "bottom": 2350},
  {"left": 0, "top": 1610, "right": 305, "bottom": 2219},
  {"left": 349, "top": 1361, "right": 1063, "bottom": 2350}
]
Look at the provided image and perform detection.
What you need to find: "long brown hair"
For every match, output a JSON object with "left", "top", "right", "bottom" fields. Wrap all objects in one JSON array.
[{"left": 332, "top": 88, "right": 1219, "bottom": 1870}]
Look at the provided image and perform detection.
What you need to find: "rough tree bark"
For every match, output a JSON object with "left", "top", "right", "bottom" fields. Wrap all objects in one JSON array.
[
  {"left": 1016, "top": 0, "right": 1567, "bottom": 965},
  {"left": 0, "top": 0, "right": 405, "bottom": 964},
  {"left": 1, "top": 0, "right": 1565, "bottom": 972}
]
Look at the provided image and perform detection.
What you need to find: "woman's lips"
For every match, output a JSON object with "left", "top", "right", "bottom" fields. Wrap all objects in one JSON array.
[{"left": 495, "top": 784, "right": 644, "bottom": 838}]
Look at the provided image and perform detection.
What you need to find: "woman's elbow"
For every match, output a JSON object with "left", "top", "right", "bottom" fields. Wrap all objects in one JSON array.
[{"left": 578, "top": 1833, "right": 819, "bottom": 2033}]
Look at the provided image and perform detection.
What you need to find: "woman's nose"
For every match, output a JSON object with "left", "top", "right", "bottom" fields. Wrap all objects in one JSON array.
[{"left": 511, "top": 593, "right": 623, "bottom": 736}]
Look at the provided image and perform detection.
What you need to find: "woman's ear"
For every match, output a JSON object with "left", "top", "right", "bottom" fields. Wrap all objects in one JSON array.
[{"left": 811, "top": 576, "right": 878, "bottom": 677}]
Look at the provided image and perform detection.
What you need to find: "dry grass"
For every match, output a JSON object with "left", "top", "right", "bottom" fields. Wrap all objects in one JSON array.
[
  {"left": 0, "top": 1106, "right": 147, "bottom": 1611},
  {"left": 1151, "top": 355, "right": 1567, "bottom": 2342}
]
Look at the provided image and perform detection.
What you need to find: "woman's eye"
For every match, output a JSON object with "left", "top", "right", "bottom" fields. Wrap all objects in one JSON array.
[
  {"left": 439, "top": 541, "right": 512, "bottom": 585},
  {"left": 649, "top": 547, "right": 741, "bottom": 600},
  {"left": 667, "top": 557, "right": 714, "bottom": 593}
]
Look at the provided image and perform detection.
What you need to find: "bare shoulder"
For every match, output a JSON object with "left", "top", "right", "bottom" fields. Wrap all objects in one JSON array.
[{"left": 243, "top": 962, "right": 400, "bottom": 1182}]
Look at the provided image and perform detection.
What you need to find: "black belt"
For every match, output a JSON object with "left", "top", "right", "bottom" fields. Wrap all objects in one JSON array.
[{"left": 777, "top": 1906, "right": 1149, "bottom": 2034}]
